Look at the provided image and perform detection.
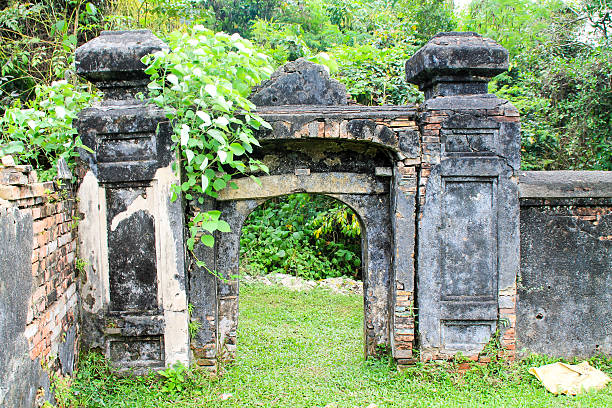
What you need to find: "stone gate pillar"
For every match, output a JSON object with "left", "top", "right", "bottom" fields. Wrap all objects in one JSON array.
[
  {"left": 74, "top": 31, "right": 189, "bottom": 372},
  {"left": 406, "top": 32, "right": 520, "bottom": 361}
]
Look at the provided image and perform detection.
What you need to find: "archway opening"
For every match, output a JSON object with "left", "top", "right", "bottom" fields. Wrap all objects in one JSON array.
[
  {"left": 236, "top": 193, "right": 366, "bottom": 370},
  {"left": 241, "top": 193, "right": 363, "bottom": 281}
]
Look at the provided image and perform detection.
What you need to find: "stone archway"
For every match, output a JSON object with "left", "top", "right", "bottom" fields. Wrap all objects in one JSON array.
[
  {"left": 195, "top": 136, "right": 396, "bottom": 362},
  {"left": 186, "top": 60, "right": 421, "bottom": 370},
  {"left": 218, "top": 190, "right": 391, "bottom": 359},
  {"left": 75, "top": 32, "right": 519, "bottom": 373}
]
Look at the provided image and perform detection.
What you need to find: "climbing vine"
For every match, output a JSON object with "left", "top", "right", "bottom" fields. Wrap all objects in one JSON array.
[{"left": 142, "top": 25, "right": 273, "bottom": 254}]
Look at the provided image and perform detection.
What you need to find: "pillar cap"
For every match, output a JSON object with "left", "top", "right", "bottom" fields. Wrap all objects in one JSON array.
[
  {"left": 75, "top": 30, "right": 168, "bottom": 100},
  {"left": 75, "top": 30, "right": 168, "bottom": 81},
  {"left": 405, "top": 32, "right": 508, "bottom": 99}
]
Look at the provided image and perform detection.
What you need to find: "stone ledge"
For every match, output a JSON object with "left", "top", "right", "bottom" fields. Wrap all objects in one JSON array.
[
  {"left": 217, "top": 172, "right": 388, "bottom": 200},
  {"left": 519, "top": 171, "right": 612, "bottom": 199}
]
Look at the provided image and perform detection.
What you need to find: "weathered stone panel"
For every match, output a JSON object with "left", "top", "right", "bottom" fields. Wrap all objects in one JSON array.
[
  {"left": 107, "top": 207, "right": 158, "bottom": 313},
  {"left": 441, "top": 179, "right": 497, "bottom": 300},
  {"left": 518, "top": 171, "right": 612, "bottom": 358}
]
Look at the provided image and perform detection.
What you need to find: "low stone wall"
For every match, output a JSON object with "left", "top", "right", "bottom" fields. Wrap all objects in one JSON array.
[
  {"left": 518, "top": 171, "right": 612, "bottom": 358},
  {"left": 0, "top": 158, "right": 79, "bottom": 407}
]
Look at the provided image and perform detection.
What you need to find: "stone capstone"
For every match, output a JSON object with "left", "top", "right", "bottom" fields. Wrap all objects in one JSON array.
[
  {"left": 75, "top": 30, "right": 168, "bottom": 99},
  {"left": 250, "top": 58, "right": 348, "bottom": 106},
  {"left": 75, "top": 30, "right": 168, "bottom": 81},
  {"left": 405, "top": 32, "right": 508, "bottom": 99},
  {"left": 519, "top": 170, "right": 612, "bottom": 198}
]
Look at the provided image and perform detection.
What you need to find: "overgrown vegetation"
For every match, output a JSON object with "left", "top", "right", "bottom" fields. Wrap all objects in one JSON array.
[
  {"left": 0, "top": 80, "right": 97, "bottom": 180},
  {"left": 53, "top": 284, "right": 612, "bottom": 407},
  {"left": 240, "top": 194, "right": 362, "bottom": 280},
  {"left": 463, "top": 0, "right": 611, "bottom": 170},
  {"left": 141, "top": 25, "right": 273, "bottom": 249},
  {"left": 1, "top": 0, "right": 610, "bottom": 177},
  {"left": 0, "top": 0, "right": 103, "bottom": 104}
]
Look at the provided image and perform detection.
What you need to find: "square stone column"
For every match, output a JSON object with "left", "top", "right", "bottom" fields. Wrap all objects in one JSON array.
[
  {"left": 407, "top": 32, "right": 520, "bottom": 361},
  {"left": 74, "top": 31, "right": 189, "bottom": 372}
]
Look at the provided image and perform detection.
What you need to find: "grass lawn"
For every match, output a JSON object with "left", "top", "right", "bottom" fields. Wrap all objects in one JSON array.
[{"left": 56, "top": 283, "right": 612, "bottom": 407}]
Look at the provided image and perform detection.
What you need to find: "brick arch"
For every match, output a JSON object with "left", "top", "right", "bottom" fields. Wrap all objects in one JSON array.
[{"left": 255, "top": 106, "right": 417, "bottom": 161}]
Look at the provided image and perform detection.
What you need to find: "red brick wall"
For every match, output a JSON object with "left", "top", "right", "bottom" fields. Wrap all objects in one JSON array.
[{"left": 0, "top": 158, "right": 79, "bottom": 372}]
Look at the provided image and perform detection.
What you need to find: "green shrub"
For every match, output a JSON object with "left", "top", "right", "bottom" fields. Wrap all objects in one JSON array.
[
  {"left": 104, "top": 0, "right": 213, "bottom": 34},
  {"left": 0, "top": 80, "right": 97, "bottom": 180},
  {"left": 142, "top": 25, "right": 273, "bottom": 249},
  {"left": 0, "top": 0, "right": 104, "bottom": 106},
  {"left": 465, "top": 0, "right": 612, "bottom": 170},
  {"left": 240, "top": 194, "right": 362, "bottom": 280},
  {"left": 488, "top": 43, "right": 611, "bottom": 171},
  {"left": 461, "top": 0, "right": 567, "bottom": 58},
  {"left": 331, "top": 43, "right": 422, "bottom": 105}
]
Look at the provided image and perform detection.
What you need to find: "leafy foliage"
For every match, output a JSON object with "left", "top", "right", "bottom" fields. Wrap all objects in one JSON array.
[
  {"left": 580, "top": 0, "right": 612, "bottom": 44},
  {"left": 465, "top": 0, "right": 612, "bottom": 170},
  {"left": 491, "top": 47, "right": 611, "bottom": 170},
  {"left": 250, "top": 16, "right": 349, "bottom": 67},
  {"left": 207, "top": 0, "right": 280, "bottom": 37},
  {"left": 158, "top": 362, "right": 192, "bottom": 395},
  {"left": 248, "top": 0, "right": 453, "bottom": 105},
  {"left": 142, "top": 25, "right": 273, "bottom": 249},
  {"left": 240, "top": 194, "right": 362, "bottom": 280},
  {"left": 0, "top": 0, "right": 104, "bottom": 179},
  {"left": 104, "top": 0, "right": 214, "bottom": 34},
  {"left": 0, "top": 0, "right": 103, "bottom": 105},
  {"left": 461, "top": 0, "right": 567, "bottom": 57},
  {"left": 0, "top": 80, "right": 97, "bottom": 180},
  {"left": 331, "top": 43, "right": 422, "bottom": 105}
]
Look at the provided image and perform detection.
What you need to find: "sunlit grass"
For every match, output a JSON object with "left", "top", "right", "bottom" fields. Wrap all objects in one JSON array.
[{"left": 59, "top": 283, "right": 612, "bottom": 408}]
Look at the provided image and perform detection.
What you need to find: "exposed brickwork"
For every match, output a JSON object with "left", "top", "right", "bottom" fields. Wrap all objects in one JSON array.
[
  {"left": 393, "top": 283, "right": 415, "bottom": 362},
  {"left": 521, "top": 198, "right": 611, "bottom": 226},
  {"left": 0, "top": 159, "right": 79, "bottom": 373},
  {"left": 417, "top": 110, "right": 447, "bottom": 209}
]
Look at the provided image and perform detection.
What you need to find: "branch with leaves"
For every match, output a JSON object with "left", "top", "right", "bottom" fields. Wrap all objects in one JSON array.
[{"left": 142, "top": 25, "right": 273, "bottom": 259}]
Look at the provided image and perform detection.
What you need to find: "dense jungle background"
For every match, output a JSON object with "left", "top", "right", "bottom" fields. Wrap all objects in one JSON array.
[{"left": 1, "top": 0, "right": 610, "bottom": 279}]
